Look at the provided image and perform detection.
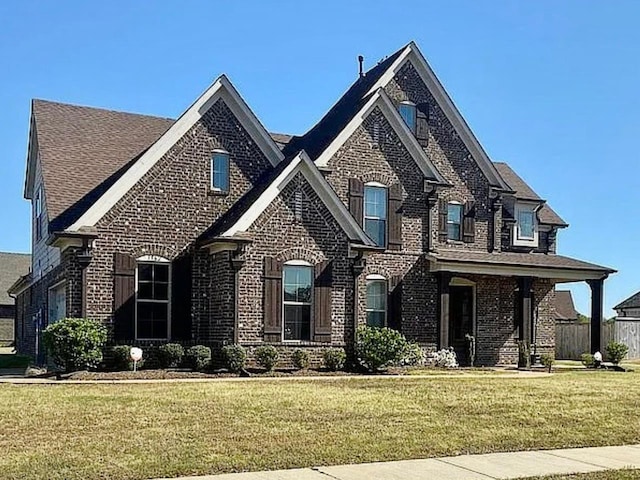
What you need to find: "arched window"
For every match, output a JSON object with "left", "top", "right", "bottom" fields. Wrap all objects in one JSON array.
[
  {"left": 366, "top": 274, "right": 387, "bottom": 327},
  {"left": 398, "top": 101, "right": 417, "bottom": 133},
  {"left": 136, "top": 255, "right": 170, "bottom": 340},
  {"left": 283, "top": 260, "right": 313, "bottom": 341}
]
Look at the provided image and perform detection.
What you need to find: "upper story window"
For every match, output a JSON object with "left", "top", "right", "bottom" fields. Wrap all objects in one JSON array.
[
  {"left": 283, "top": 261, "right": 313, "bottom": 341},
  {"left": 513, "top": 203, "right": 538, "bottom": 247},
  {"left": 364, "top": 183, "right": 387, "bottom": 247},
  {"left": 447, "top": 202, "right": 463, "bottom": 241},
  {"left": 34, "top": 187, "right": 43, "bottom": 241},
  {"left": 136, "top": 258, "right": 170, "bottom": 340},
  {"left": 398, "top": 101, "right": 417, "bottom": 133},
  {"left": 366, "top": 275, "right": 387, "bottom": 328},
  {"left": 211, "top": 150, "right": 230, "bottom": 192}
]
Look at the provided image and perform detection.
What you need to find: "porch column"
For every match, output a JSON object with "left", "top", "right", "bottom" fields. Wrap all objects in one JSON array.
[
  {"left": 518, "top": 276, "right": 533, "bottom": 347},
  {"left": 438, "top": 272, "right": 452, "bottom": 349},
  {"left": 587, "top": 278, "right": 604, "bottom": 354}
]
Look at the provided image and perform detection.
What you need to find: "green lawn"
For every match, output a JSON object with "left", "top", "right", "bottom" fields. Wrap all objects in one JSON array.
[
  {"left": 530, "top": 470, "right": 640, "bottom": 479},
  {"left": 1, "top": 371, "right": 639, "bottom": 480}
]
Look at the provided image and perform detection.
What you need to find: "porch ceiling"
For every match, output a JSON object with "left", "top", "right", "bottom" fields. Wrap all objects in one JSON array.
[{"left": 427, "top": 250, "right": 615, "bottom": 283}]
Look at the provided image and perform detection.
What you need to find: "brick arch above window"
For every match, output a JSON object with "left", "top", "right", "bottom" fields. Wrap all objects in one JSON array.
[
  {"left": 360, "top": 171, "right": 395, "bottom": 187},
  {"left": 275, "top": 247, "right": 325, "bottom": 265},
  {"left": 129, "top": 244, "right": 178, "bottom": 262}
]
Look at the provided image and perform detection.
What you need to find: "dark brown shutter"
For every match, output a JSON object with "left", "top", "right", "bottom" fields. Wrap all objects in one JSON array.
[
  {"left": 263, "top": 257, "right": 283, "bottom": 343},
  {"left": 313, "top": 260, "right": 333, "bottom": 342},
  {"left": 388, "top": 183, "right": 403, "bottom": 251},
  {"left": 348, "top": 178, "right": 364, "bottom": 226},
  {"left": 438, "top": 199, "right": 448, "bottom": 242},
  {"left": 387, "top": 275, "right": 403, "bottom": 331},
  {"left": 462, "top": 200, "right": 476, "bottom": 243},
  {"left": 113, "top": 252, "right": 136, "bottom": 341},
  {"left": 416, "top": 102, "right": 429, "bottom": 144},
  {"left": 171, "top": 254, "right": 192, "bottom": 341}
]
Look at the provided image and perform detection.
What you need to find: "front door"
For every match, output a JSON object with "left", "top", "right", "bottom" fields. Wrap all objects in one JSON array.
[{"left": 449, "top": 286, "right": 474, "bottom": 365}]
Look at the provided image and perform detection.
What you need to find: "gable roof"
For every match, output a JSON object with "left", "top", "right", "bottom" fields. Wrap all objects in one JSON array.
[
  {"left": 493, "top": 162, "right": 568, "bottom": 227},
  {"left": 614, "top": 291, "right": 640, "bottom": 311},
  {"left": 53, "top": 75, "right": 284, "bottom": 232},
  {"left": 287, "top": 42, "right": 511, "bottom": 191},
  {"left": 0, "top": 252, "right": 31, "bottom": 305},
  {"left": 554, "top": 290, "right": 578, "bottom": 320},
  {"left": 199, "top": 151, "right": 376, "bottom": 248},
  {"left": 30, "top": 100, "right": 174, "bottom": 227}
]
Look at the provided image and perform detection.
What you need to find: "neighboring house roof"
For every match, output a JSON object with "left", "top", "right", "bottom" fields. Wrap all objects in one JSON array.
[
  {"left": 554, "top": 290, "right": 578, "bottom": 320},
  {"left": 614, "top": 291, "right": 640, "bottom": 311},
  {"left": 493, "top": 162, "right": 568, "bottom": 227},
  {"left": 199, "top": 151, "right": 377, "bottom": 248},
  {"left": 0, "top": 252, "right": 31, "bottom": 305}
]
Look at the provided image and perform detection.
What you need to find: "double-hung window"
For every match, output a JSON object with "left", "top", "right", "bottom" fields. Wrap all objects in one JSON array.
[
  {"left": 364, "top": 184, "right": 387, "bottom": 247},
  {"left": 211, "top": 150, "right": 230, "bottom": 192},
  {"left": 366, "top": 276, "right": 387, "bottom": 327},
  {"left": 398, "top": 101, "right": 417, "bottom": 133},
  {"left": 136, "top": 261, "right": 170, "bottom": 340},
  {"left": 447, "top": 203, "right": 463, "bottom": 241},
  {"left": 518, "top": 209, "right": 535, "bottom": 239},
  {"left": 514, "top": 203, "right": 538, "bottom": 246},
  {"left": 283, "top": 262, "right": 312, "bottom": 341}
]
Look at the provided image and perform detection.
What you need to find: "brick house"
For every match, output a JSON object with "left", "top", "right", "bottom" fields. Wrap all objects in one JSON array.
[
  {"left": 10, "top": 42, "right": 615, "bottom": 366},
  {"left": 0, "top": 252, "right": 31, "bottom": 347}
]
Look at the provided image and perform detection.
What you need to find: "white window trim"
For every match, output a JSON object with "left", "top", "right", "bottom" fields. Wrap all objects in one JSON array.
[
  {"left": 399, "top": 101, "right": 417, "bottom": 133},
  {"left": 47, "top": 280, "right": 66, "bottom": 324},
  {"left": 447, "top": 201, "right": 463, "bottom": 241},
  {"left": 363, "top": 183, "right": 388, "bottom": 247},
  {"left": 282, "top": 262, "right": 313, "bottom": 343},
  {"left": 134, "top": 257, "right": 171, "bottom": 341},
  {"left": 211, "top": 149, "right": 230, "bottom": 193},
  {"left": 365, "top": 276, "right": 388, "bottom": 327},
  {"left": 513, "top": 202, "right": 539, "bottom": 247}
]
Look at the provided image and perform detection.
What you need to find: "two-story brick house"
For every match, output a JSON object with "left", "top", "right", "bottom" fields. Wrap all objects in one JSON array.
[{"left": 11, "top": 42, "right": 614, "bottom": 366}]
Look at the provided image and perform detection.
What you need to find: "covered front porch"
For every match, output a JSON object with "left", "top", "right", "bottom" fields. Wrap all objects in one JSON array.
[{"left": 428, "top": 250, "right": 616, "bottom": 366}]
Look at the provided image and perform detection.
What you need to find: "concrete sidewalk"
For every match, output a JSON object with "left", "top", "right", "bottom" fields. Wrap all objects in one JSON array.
[{"left": 154, "top": 444, "right": 640, "bottom": 480}]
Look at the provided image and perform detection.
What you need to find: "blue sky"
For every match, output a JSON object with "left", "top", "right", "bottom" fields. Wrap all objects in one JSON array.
[{"left": 0, "top": 1, "right": 638, "bottom": 315}]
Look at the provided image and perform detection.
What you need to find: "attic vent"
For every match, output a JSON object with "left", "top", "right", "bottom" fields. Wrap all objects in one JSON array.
[
  {"left": 372, "top": 121, "right": 381, "bottom": 147},
  {"left": 294, "top": 189, "right": 303, "bottom": 222}
]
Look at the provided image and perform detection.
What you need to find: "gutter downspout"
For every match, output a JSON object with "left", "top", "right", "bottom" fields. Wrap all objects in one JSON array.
[{"left": 351, "top": 250, "right": 366, "bottom": 351}]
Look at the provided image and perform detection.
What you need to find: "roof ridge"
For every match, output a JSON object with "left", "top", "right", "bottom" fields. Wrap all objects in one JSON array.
[{"left": 33, "top": 98, "right": 175, "bottom": 122}]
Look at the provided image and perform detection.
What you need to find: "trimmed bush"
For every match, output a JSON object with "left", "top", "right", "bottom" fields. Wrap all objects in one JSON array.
[
  {"left": 42, "top": 318, "right": 107, "bottom": 372},
  {"left": 581, "top": 353, "right": 595, "bottom": 368},
  {"left": 355, "top": 326, "right": 409, "bottom": 372},
  {"left": 432, "top": 348, "right": 459, "bottom": 368},
  {"left": 606, "top": 341, "right": 629, "bottom": 365},
  {"left": 222, "top": 344, "right": 247, "bottom": 373},
  {"left": 158, "top": 343, "right": 185, "bottom": 369},
  {"left": 140, "top": 346, "right": 162, "bottom": 370},
  {"left": 255, "top": 345, "right": 279, "bottom": 371},
  {"left": 111, "top": 345, "right": 136, "bottom": 371},
  {"left": 291, "top": 349, "right": 310, "bottom": 370},
  {"left": 401, "top": 342, "right": 425, "bottom": 367},
  {"left": 185, "top": 345, "right": 211, "bottom": 371},
  {"left": 323, "top": 348, "right": 346, "bottom": 371},
  {"left": 540, "top": 353, "right": 555, "bottom": 373}
]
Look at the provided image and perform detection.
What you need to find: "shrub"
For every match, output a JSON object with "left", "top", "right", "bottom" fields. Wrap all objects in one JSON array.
[
  {"left": 606, "top": 341, "right": 629, "bottom": 364},
  {"left": 323, "top": 348, "right": 346, "bottom": 371},
  {"left": 401, "top": 342, "right": 424, "bottom": 367},
  {"left": 184, "top": 345, "right": 211, "bottom": 371},
  {"left": 157, "top": 343, "right": 185, "bottom": 369},
  {"left": 355, "top": 326, "right": 409, "bottom": 372},
  {"left": 540, "top": 353, "right": 555, "bottom": 373},
  {"left": 111, "top": 345, "right": 136, "bottom": 371},
  {"left": 581, "top": 353, "right": 595, "bottom": 368},
  {"left": 255, "top": 345, "right": 279, "bottom": 371},
  {"left": 432, "top": 348, "right": 459, "bottom": 368},
  {"left": 139, "top": 346, "right": 162, "bottom": 370},
  {"left": 222, "top": 344, "right": 247, "bottom": 373},
  {"left": 291, "top": 349, "right": 310, "bottom": 370},
  {"left": 42, "top": 318, "right": 107, "bottom": 372}
]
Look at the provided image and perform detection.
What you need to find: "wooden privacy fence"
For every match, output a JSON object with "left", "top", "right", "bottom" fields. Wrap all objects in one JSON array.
[{"left": 555, "top": 319, "right": 640, "bottom": 360}]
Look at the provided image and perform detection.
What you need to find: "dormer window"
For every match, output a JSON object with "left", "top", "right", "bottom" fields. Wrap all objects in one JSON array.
[
  {"left": 211, "top": 150, "right": 230, "bottom": 192},
  {"left": 398, "top": 101, "right": 417, "bottom": 133},
  {"left": 513, "top": 203, "right": 538, "bottom": 247}
]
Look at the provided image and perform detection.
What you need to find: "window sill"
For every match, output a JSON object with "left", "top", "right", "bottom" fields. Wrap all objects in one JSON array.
[{"left": 208, "top": 188, "right": 229, "bottom": 197}]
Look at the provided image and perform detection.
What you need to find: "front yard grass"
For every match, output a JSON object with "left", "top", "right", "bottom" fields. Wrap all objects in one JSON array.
[
  {"left": 529, "top": 470, "right": 640, "bottom": 479},
  {"left": 1, "top": 371, "right": 639, "bottom": 480}
]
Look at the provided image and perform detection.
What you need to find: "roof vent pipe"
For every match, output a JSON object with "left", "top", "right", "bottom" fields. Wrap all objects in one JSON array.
[{"left": 358, "top": 55, "right": 364, "bottom": 78}]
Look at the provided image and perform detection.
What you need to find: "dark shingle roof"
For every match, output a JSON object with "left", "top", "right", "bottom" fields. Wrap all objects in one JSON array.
[
  {"left": 493, "top": 162, "right": 567, "bottom": 227},
  {"left": 33, "top": 100, "right": 175, "bottom": 230},
  {"left": 430, "top": 249, "right": 614, "bottom": 273},
  {"left": 283, "top": 46, "right": 407, "bottom": 160},
  {"left": 554, "top": 290, "right": 578, "bottom": 320},
  {"left": 614, "top": 291, "right": 640, "bottom": 311},
  {"left": 0, "top": 252, "right": 31, "bottom": 305}
]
